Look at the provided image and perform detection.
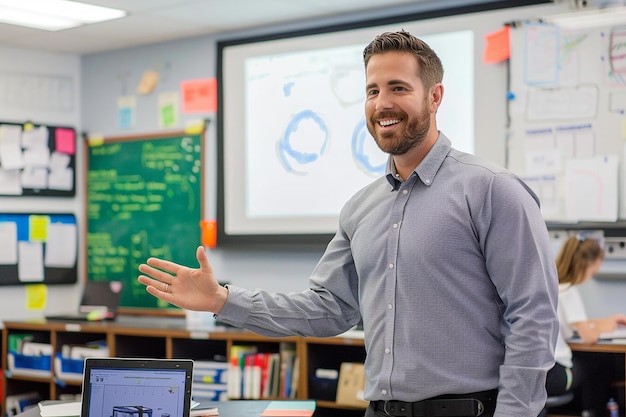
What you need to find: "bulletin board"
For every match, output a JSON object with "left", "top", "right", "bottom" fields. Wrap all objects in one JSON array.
[
  {"left": 85, "top": 131, "right": 204, "bottom": 311},
  {"left": 0, "top": 213, "right": 78, "bottom": 286},
  {"left": 507, "top": 22, "right": 626, "bottom": 223},
  {"left": 0, "top": 121, "right": 76, "bottom": 196}
]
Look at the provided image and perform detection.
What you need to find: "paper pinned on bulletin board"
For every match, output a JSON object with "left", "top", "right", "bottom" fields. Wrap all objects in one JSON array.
[
  {"left": 136, "top": 69, "right": 159, "bottom": 95},
  {"left": 117, "top": 96, "right": 136, "bottom": 129},
  {"left": 564, "top": 155, "right": 618, "bottom": 222},
  {"left": 158, "top": 91, "right": 180, "bottom": 128}
]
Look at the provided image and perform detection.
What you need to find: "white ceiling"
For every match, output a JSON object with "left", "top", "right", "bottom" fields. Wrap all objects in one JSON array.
[{"left": 0, "top": 0, "right": 432, "bottom": 55}]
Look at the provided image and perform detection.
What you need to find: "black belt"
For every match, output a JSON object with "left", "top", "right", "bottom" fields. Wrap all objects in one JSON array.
[{"left": 372, "top": 389, "right": 498, "bottom": 417}]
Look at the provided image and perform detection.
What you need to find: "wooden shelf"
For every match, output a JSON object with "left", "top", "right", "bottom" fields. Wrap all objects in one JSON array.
[{"left": 2, "top": 316, "right": 366, "bottom": 416}]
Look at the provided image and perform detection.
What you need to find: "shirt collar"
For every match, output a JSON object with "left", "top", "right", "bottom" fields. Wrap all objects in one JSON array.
[{"left": 385, "top": 132, "right": 452, "bottom": 189}]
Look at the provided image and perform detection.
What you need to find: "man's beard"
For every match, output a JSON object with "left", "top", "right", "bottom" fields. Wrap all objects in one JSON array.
[{"left": 368, "top": 105, "right": 430, "bottom": 156}]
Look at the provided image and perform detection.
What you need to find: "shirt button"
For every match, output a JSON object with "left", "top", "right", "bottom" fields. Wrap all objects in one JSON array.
[
  {"left": 382, "top": 390, "right": 387, "bottom": 395},
  {"left": 385, "top": 348, "right": 390, "bottom": 354},
  {"left": 402, "top": 189, "right": 408, "bottom": 195},
  {"left": 388, "top": 304, "right": 393, "bottom": 310},
  {"left": 388, "top": 263, "right": 394, "bottom": 269},
  {"left": 392, "top": 223, "right": 398, "bottom": 229},
  {"left": 425, "top": 179, "right": 431, "bottom": 185}
]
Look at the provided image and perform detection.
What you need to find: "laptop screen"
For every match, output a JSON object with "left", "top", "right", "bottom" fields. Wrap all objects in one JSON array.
[
  {"left": 79, "top": 281, "right": 123, "bottom": 314},
  {"left": 81, "top": 358, "right": 193, "bottom": 417}
]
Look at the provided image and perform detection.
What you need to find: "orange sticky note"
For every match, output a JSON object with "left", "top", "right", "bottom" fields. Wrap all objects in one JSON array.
[
  {"left": 181, "top": 78, "right": 217, "bottom": 113},
  {"left": 137, "top": 69, "right": 159, "bottom": 95},
  {"left": 55, "top": 127, "right": 75, "bottom": 155},
  {"left": 483, "top": 26, "right": 510, "bottom": 64},
  {"left": 200, "top": 219, "right": 217, "bottom": 248}
]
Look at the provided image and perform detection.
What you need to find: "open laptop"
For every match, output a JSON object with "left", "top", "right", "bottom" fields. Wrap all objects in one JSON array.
[
  {"left": 81, "top": 357, "right": 194, "bottom": 417},
  {"left": 46, "top": 281, "right": 123, "bottom": 322}
]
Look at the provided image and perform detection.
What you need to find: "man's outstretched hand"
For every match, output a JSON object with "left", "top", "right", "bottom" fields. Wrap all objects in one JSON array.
[{"left": 137, "top": 246, "right": 228, "bottom": 313}]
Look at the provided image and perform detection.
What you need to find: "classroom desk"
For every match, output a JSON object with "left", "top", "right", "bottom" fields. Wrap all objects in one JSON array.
[
  {"left": 15, "top": 401, "right": 273, "bottom": 417},
  {"left": 568, "top": 339, "right": 626, "bottom": 411}
]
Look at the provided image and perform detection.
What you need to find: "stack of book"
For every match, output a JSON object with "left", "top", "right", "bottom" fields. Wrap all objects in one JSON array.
[
  {"left": 192, "top": 360, "right": 229, "bottom": 402},
  {"left": 226, "top": 342, "right": 298, "bottom": 400}
]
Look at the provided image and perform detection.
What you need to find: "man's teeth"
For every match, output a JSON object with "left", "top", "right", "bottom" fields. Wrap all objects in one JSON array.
[{"left": 379, "top": 119, "right": 400, "bottom": 127}]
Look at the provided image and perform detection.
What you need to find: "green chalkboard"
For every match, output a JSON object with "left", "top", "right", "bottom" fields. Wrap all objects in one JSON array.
[{"left": 86, "top": 131, "right": 203, "bottom": 311}]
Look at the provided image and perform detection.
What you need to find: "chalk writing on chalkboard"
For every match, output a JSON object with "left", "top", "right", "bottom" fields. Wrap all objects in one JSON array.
[{"left": 86, "top": 132, "right": 203, "bottom": 310}]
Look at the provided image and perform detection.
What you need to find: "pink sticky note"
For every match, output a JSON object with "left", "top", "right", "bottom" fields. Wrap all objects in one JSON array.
[
  {"left": 55, "top": 128, "right": 75, "bottom": 155},
  {"left": 180, "top": 78, "right": 217, "bottom": 113}
]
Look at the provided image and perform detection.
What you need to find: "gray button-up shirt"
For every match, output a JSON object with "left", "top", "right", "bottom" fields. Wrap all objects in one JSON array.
[{"left": 218, "top": 133, "right": 558, "bottom": 417}]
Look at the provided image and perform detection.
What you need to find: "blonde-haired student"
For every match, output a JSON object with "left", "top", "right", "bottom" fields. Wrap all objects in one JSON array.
[{"left": 546, "top": 235, "right": 626, "bottom": 417}]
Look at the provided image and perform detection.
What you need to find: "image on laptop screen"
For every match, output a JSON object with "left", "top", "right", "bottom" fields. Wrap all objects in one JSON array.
[{"left": 82, "top": 358, "right": 193, "bottom": 417}]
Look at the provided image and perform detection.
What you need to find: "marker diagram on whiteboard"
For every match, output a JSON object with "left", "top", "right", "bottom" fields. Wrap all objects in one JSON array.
[{"left": 508, "top": 21, "right": 625, "bottom": 222}]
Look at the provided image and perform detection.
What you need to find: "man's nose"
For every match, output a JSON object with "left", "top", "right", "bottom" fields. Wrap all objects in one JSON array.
[{"left": 375, "top": 91, "right": 393, "bottom": 111}]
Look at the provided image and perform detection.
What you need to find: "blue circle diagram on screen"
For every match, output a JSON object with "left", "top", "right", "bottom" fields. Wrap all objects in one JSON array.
[
  {"left": 351, "top": 118, "right": 387, "bottom": 177},
  {"left": 277, "top": 109, "right": 330, "bottom": 175}
]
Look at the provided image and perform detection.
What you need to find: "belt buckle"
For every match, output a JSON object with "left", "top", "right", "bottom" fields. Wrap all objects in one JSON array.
[
  {"left": 382, "top": 401, "right": 410, "bottom": 417},
  {"left": 477, "top": 399, "right": 485, "bottom": 416},
  {"left": 383, "top": 401, "right": 392, "bottom": 416}
]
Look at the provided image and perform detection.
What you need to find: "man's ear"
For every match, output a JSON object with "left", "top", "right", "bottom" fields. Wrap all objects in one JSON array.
[{"left": 430, "top": 83, "right": 444, "bottom": 113}]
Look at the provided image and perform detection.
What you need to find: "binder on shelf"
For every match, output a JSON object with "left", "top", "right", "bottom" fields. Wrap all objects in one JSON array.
[
  {"left": 8, "top": 350, "right": 52, "bottom": 378},
  {"left": 278, "top": 342, "right": 296, "bottom": 399},
  {"left": 193, "top": 360, "right": 228, "bottom": 384},
  {"left": 192, "top": 383, "right": 228, "bottom": 402},
  {"left": 264, "top": 353, "right": 281, "bottom": 399},
  {"left": 193, "top": 360, "right": 228, "bottom": 402},
  {"left": 335, "top": 362, "right": 368, "bottom": 408},
  {"left": 21, "top": 341, "right": 53, "bottom": 357},
  {"left": 61, "top": 342, "right": 109, "bottom": 360}
]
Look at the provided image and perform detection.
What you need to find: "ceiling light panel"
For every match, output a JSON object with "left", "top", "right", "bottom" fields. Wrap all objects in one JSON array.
[{"left": 0, "top": 0, "right": 127, "bottom": 31}]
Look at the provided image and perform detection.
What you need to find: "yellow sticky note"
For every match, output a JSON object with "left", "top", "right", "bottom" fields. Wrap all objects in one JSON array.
[
  {"left": 88, "top": 133, "right": 105, "bottom": 147},
  {"left": 26, "top": 284, "right": 47, "bottom": 310},
  {"left": 621, "top": 118, "right": 626, "bottom": 140},
  {"left": 29, "top": 215, "right": 50, "bottom": 242},
  {"left": 24, "top": 122, "right": 34, "bottom": 131},
  {"left": 185, "top": 119, "right": 205, "bottom": 135}
]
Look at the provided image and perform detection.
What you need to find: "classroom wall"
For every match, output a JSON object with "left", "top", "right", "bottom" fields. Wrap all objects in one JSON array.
[
  {"left": 82, "top": 1, "right": 592, "bottom": 305},
  {"left": 2, "top": 0, "right": 624, "bottom": 320},
  {"left": 0, "top": 44, "right": 83, "bottom": 320}
]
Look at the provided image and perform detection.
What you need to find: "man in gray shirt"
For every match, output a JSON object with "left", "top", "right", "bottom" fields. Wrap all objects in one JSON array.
[{"left": 138, "top": 31, "right": 558, "bottom": 417}]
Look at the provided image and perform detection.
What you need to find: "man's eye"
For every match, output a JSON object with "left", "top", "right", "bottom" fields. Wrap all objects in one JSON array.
[{"left": 367, "top": 90, "right": 378, "bottom": 96}]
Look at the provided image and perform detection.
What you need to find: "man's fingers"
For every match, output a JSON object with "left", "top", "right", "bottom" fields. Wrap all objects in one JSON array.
[
  {"left": 140, "top": 263, "right": 176, "bottom": 281},
  {"left": 146, "top": 257, "right": 179, "bottom": 274},
  {"left": 146, "top": 283, "right": 173, "bottom": 300},
  {"left": 196, "top": 246, "right": 212, "bottom": 272}
]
